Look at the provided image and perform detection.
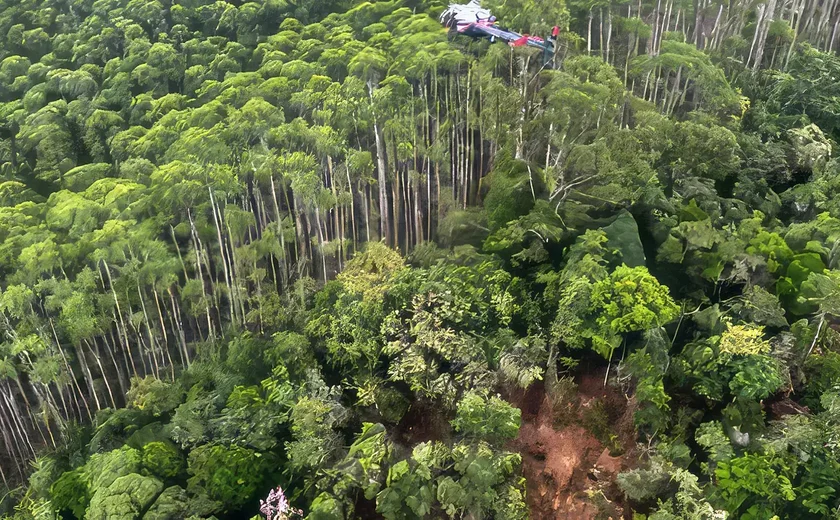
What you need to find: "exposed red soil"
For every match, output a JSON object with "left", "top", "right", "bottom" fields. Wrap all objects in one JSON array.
[{"left": 507, "top": 369, "right": 638, "bottom": 520}]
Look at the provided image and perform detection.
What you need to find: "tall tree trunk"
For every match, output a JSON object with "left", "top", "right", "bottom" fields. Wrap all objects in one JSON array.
[
  {"left": 224, "top": 216, "right": 247, "bottom": 323},
  {"left": 368, "top": 80, "right": 390, "bottom": 245},
  {"left": 748, "top": 3, "right": 767, "bottom": 67},
  {"left": 209, "top": 189, "right": 236, "bottom": 324},
  {"left": 85, "top": 338, "right": 115, "bottom": 408},
  {"left": 103, "top": 261, "right": 138, "bottom": 377},
  {"left": 652, "top": 0, "right": 663, "bottom": 53},
  {"left": 314, "top": 206, "right": 329, "bottom": 283},
  {"left": 100, "top": 332, "right": 126, "bottom": 398},
  {"left": 169, "top": 288, "right": 190, "bottom": 366},
  {"left": 0, "top": 391, "right": 29, "bottom": 477},
  {"left": 75, "top": 343, "right": 101, "bottom": 412},
  {"left": 268, "top": 175, "right": 288, "bottom": 288},
  {"left": 137, "top": 284, "right": 164, "bottom": 379},
  {"left": 187, "top": 209, "right": 215, "bottom": 340},
  {"left": 49, "top": 318, "right": 91, "bottom": 421},
  {"left": 3, "top": 387, "right": 35, "bottom": 456},
  {"left": 345, "top": 162, "right": 358, "bottom": 250},
  {"left": 392, "top": 161, "right": 401, "bottom": 249},
  {"left": 362, "top": 180, "right": 371, "bottom": 243},
  {"left": 11, "top": 377, "right": 47, "bottom": 447},
  {"left": 606, "top": 8, "right": 613, "bottom": 63},
  {"left": 599, "top": 8, "right": 605, "bottom": 58},
  {"left": 327, "top": 156, "right": 343, "bottom": 269},
  {"left": 753, "top": 0, "right": 778, "bottom": 69}
]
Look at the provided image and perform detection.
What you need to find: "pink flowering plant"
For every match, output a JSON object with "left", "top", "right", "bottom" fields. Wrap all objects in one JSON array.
[{"left": 259, "top": 486, "right": 303, "bottom": 520}]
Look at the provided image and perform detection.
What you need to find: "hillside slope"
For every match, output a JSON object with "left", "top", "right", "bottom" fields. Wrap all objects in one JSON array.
[{"left": 3, "top": 0, "right": 840, "bottom": 518}]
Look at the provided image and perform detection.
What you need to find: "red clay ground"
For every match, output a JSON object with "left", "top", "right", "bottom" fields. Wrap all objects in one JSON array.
[{"left": 507, "top": 369, "right": 638, "bottom": 519}]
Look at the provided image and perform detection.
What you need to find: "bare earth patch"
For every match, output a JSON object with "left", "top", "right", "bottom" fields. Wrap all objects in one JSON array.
[{"left": 507, "top": 369, "right": 638, "bottom": 519}]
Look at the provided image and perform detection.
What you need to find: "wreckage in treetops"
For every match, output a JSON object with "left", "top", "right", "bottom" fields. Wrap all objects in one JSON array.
[{"left": 439, "top": 0, "right": 559, "bottom": 54}]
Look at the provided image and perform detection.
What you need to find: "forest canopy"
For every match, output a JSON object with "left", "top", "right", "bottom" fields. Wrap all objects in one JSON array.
[{"left": 2, "top": 0, "right": 840, "bottom": 518}]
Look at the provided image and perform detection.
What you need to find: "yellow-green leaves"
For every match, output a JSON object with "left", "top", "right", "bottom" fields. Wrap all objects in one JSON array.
[
  {"left": 554, "top": 264, "right": 679, "bottom": 359},
  {"left": 719, "top": 323, "right": 772, "bottom": 356},
  {"left": 337, "top": 242, "right": 406, "bottom": 302},
  {"left": 451, "top": 391, "right": 521, "bottom": 445}
]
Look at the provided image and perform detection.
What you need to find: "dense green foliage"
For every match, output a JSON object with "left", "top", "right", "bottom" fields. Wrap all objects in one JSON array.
[{"left": 2, "top": 0, "right": 840, "bottom": 518}]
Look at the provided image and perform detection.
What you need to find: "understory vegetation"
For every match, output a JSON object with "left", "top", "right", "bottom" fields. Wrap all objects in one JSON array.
[{"left": 2, "top": 0, "right": 840, "bottom": 518}]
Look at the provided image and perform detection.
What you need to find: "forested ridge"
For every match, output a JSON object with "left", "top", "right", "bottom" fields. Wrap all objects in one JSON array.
[{"left": 3, "top": 0, "right": 840, "bottom": 518}]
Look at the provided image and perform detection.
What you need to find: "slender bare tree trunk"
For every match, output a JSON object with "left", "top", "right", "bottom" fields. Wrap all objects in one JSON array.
[
  {"left": 314, "top": 207, "right": 328, "bottom": 282},
  {"left": 345, "top": 162, "right": 357, "bottom": 251},
  {"left": 709, "top": 4, "right": 724, "bottom": 50},
  {"left": 10, "top": 377, "right": 47, "bottom": 448},
  {"left": 209, "top": 190, "right": 236, "bottom": 324},
  {"left": 748, "top": 3, "right": 767, "bottom": 67},
  {"left": 753, "top": 0, "right": 778, "bottom": 69},
  {"left": 369, "top": 80, "right": 390, "bottom": 246},
  {"left": 169, "top": 288, "right": 190, "bottom": 366},
  {"left": 187, "top": 209, "right": 216, "bottom": 340},
  {"left": 606, "top": 8, "right": 613, "bottom": 63},
  {"left": 75, "top": 343, "right": 101, "bottom": 412},
  {"left": 652, "top": 0, "right": 663, "bottom": 53},
  {"left": 0, "top": 446, "right": 8, "bottom": 486},
  {"left": 49, "top": 318, "right": 91, "bottom": 421},
  {"left": 103, "top": 261, "right": 138, "bottom": 377},
  {"left": 99, "top": 333, "right": 126, "bottom": 398},
  {"left": 137, "top": 285, "right": 164, "bottom": 379},
  {"left": 3, "top": 387, "right": 35, "bottom": 457},
  {"left": 85, "top": 338, "right": 115, "bottom": 408},
  {"left": 0, "top": 393, "right": 29, "bottom": 478},
  {"left": 361, "top": 181, "right": 371, "bottom": 243},
  {"left": 327, "top": 155, "right": 343, "bottom": 268},
  {"left": 268, "top": 175, "right": 288, "bottom": 287}
]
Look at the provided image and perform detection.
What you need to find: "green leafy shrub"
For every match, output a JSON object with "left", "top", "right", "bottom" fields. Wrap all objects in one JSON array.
[
  {"left": 126, "top": 376, "right": 185, "bottom": 417},
  {"left": 308, "top": 492, "right": 344, "bottom": 520},
  {"left": 694, "top": 421, "right": 734, "bottom": 475},
  {"left": 452, "top": 391, "right": 521, "bottom": 445},
  {"left": 264, "top": 331, "right": 317, "bottom": 380},
  {"left": 187, "top": 444, "right": 273, "bottom": 511},
  {"left": 626, "top": 347, "right": 671, "bottom": 434},
  {"left": 209, "top": 384, "right": 289, "bottom": 451},
  {"left": 802, "top": 351, "right": 840, "bottom": 409},
  {"left": 169, "top": 385, "right": 220, "bottom": 449},
  {"left": 482, "top": 152, "right": 536, "bottom": 232},
  {"left": 225, "top": 332, "right": 271, "bottom": 380},
  {"left": 581, "top": 399, "right": 623, "bottom": 455},
  {"left": 143, "top": 485, "right": 190, "bottom": 520},
  {"left": 141, "top": 442, "right": 185, "bottom": 480},
  {"left": 83, "top": 446, "right": 142, "bottom": 494},
  {"left": 617, "top": 461, "right": 672, "bottom": 502},
  {"left": 376, "top": 452, "right": 440, "bottom": 519},
  {"left": 547, "top": 377, "right": 579, "bottom": 428},
  {"left": 27, "top": 455, "right": 67, "bottom": 501},
  {"left": 286, "top": 381, "right": 349, "bottom": 473},
  {"left": 336, "top": 242, "right": 406, "bottom": 302},
  {"left": 554, "top": 265, "right": 680, "bottom": 359},
  {"left": 498, "top": 333, "right": 548, "bottom": 389},
  {"left": 88, "top": 408, "right": 154, "bottom": 454},
  {"left": 714, "top": 452, "right": 796, "bottom": 517},
  {"left": 50, "top": 468, "right": 89, "bottom": 519},
  {"left": 441, "top": 441, "right": 525, "bottom": 518},
  {"left": 85, "top": 473, "right": 164, "bottom": 520},
  {"left": 373, "top": 386, "right": 410, "bottom": 423}
]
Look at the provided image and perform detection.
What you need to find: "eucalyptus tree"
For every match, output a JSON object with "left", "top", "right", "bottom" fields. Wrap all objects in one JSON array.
[{"left": 349, "top": 46, "right": 390, "bottom": 245}]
